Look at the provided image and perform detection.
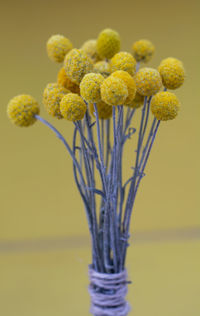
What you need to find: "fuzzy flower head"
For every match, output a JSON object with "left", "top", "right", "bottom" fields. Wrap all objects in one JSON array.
[
  {"left": 89, "top": 101, "right": 113, "bottom": 120},
  {"left": 111, "top": 70, "right": 136, "bottom": 104},
  {"left": 134, "top": 67, "right": 162, "bottom": 96},
  {"left": 101, "top": 75, "right": 128, "bottom": 106},
  {"left": 43, "top": 83, "right": 58, "bottom": 103},
  {"left": 7, "top": 95, "right": 39, "bottom": 127},
  {"left": 126, "top": 92, "right": 145, "bottom": 109},
  {"left": 132, "top": 39, "right": 155, "bottom": 63},
  {"left": 151, "top": 91, "right": 180, "bottom": 121},
  {"left": 97, "top": 28, "right": 121, "bottom": 59},
  {"left": 80, "top": 73, "right": 104, "bottom": 103},
  {"left": 158, "top": 57, "right": 185, "bottom": 90},
  {"left": 60, "top": 93, "right": 86, "bottom": 121},
  {"left": 57, "top": 67, "right": 80, "bottom": 94},
  {"left": 81, "top": 39, "right": 100, "bottom": 63},
  {"left": 93, "top": 61, "right": 110, "bottom": 78},
  {"left": 64, "top": 48, "right": 93, "bottom": 85},
  {"left": 46, "top": 35, "right": 73, "bottom": 63},
  {"left": 43, "top": 83, "right": 69, "bottom": 119},
  {"left": 110, "top": 52, "right": 136, "bottom": 76}
]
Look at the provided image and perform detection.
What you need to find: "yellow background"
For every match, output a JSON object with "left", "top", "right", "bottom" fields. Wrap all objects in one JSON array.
[{"left": 0, "top": 0, "right": 200, "bottom": 315}]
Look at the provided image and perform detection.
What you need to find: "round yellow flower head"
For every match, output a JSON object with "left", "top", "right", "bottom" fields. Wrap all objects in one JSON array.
[
  {"left": 7, "top": 95, "right": 39, "bottom": 127},
  {"left": 158, "top": 57, "right": 185, "bottom": 89},
  {"left": 132, "top": 39, "right": 155, "bottom": 63},
  {"left": 60, "top": 93, "right": 87, "bottom": 121},
  {"left": 111, "top": 70, "right": 136, "bottom": 104},
  {"left": 43, "top": 83, "right": 69, "bottom": 119},
  {"left": 151, "top": 91, "right": 180, "bottom": 121},
  {"left": 110, "top": 52, "right": 136, "bottom": 76},
  {"left": 57, "top": 67, "right": 80, "bottom": 94},
  {"left": 134, "top": 67, "right": 162, "bottom": 96},
  {"left": 89, "top": 101, "right": 113, "bottom": 120},
  {"left": 43, "top": 83, "right": 58, "bottom": 103},
  {"left": 81, "top": 39, "right": 100, "bottom": 63},
  {"left": 101, "top": 75, "right": 128, "bottom": 106},
  {"left": 97, "top": 28, "right": 121, "bottom": 59},
  {"left": 64, "top": 48, "right": 93, "bottom": 85},
  {"left": 93, "top": 61, "right": 110, "bottom": 78},
  {"left": 127, "top": 92, "right": 145, "bottom": 109},
  {"left": 80, "top": 73, "right": 104, "bottom": 103},
  {"left": 46, "top": 34, "right": 73, "bottom": 63}
]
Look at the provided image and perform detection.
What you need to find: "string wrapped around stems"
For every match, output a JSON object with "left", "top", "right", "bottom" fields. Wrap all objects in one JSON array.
[{"left": 88, "top": 267, "right": 130, "bottom": 316}]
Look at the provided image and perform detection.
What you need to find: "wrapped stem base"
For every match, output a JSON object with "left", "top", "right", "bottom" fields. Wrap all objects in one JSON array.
[{"left": 88, "top": 267, "right": 130, "bottom": 316}]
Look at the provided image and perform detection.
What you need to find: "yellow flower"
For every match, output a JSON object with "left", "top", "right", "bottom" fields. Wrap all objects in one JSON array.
[
  {"left": 127, "top": 92, "right": 144, "bottom": 109},
  {"left": 60, "top": 93, "right": 87, "bottom": 121},
  {"left": 46, "top": 34, "right": 73, "bottom": 63},
  {"left": 81, "top": 39, "right": 100, "bottom": 62},
  {"left": 7, "top": 95, "right": 39, "bottom": 127},
  {"left": 43, "top": 83, "right": 69, "bottom": 119},
  {"left": 134, "top": 67, "right": 162, "bottom": 96},
  {"left": 110, "top": 52, "right": 136, "bottom": 76},
  {"left": 151, "top": 91, "right": 180, "bottom": 121},
  {"left": 132, "top": 39, "right": 155, "bottom": 63},
  {"left": 64, "top": 49, "right": 93, "bottom": 85},
  {"left": 111, "top": 70, "right": 136, "bottom": 104},
  {"left": 101, "top": 75, "right": 128, "bottom": 106},
  {"left": 158, "top": 57, "right": 185, "bottom": 89},
  {"left": 43, "top": 83, "right": 58, "bottom": 103},
  {"left": 93, "top": 61, "right": 110, "bottom": 78},
  {"left": 97, "top": 28, "right": 120, "bottom": 59},
  {"left": 80, "top": 73, "right": 104, "bottom": 103},
  {"left": 57, "top": 67, "right": 80, "bottom": 94},
  {"left": 89, "top": 101, "right": 113, "bottom": 119}
]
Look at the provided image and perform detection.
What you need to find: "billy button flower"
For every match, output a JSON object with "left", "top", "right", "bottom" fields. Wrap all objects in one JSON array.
[
  {"left": 43, "top": 83, "right": 69, "bottom": 119},
  {"left": 81, "top": 39, "right": 101, "bottom": 63},
  {"left": 101, "top": 75, "right": 128, "bottom": 106},
  {"left": 110, "top": 52, "right": 136, "bottom": 76},
  {"left": 93, "top": 61, "right": 110, "bottom": 78},
  {"left": 97, "top": 28, "right": 121, "bottom": 59},
  {"left": 132, "top": 39, "right": 155, "bottom": 63},
  {"left": 60, "top": 93, "right": 87, "bottom": 121},
  {"left": 46, "top": 34, "right": 73, "bottom": 63},
  {"left": 127, "top": 92, "right": 144, "bottom": 109},
  {"left": 158, "top": 57, "right": 185, "bottom": 90},
  {"left": 80, "top": 73, "right": 104, "bottom": 103},
  {"left": 64, "top": 49, "right": 93, "bottom": 85},
  {"left": 7, "top": 95, "right": 39, "bottom": 127},
  {"left": 43, "top": 83, "right": 58, "bottom": 103},
  {"left": 57, "top": 67, "right": 80, "bottom": 94},
  {"left": 134, "top": 67, "right": 162, "bottom": 96},
  {"left": 89, "top": 101, "right": 113, "bottom": 120},
  {"left": 151, "top": 91, "right": 180, "bottom": 121},
  {"left": 111, "top": 70, "right": 136, "bottom": 104}
]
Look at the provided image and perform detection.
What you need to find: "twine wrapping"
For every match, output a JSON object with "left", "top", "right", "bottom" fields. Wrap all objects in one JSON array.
[{"left": 88, "top": 267, "right": 131, "bottom": 316}]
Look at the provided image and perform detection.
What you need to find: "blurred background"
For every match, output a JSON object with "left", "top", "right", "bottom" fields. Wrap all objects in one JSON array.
[{"left": 0, "top": 0, "right": 200, "bottom": 315}]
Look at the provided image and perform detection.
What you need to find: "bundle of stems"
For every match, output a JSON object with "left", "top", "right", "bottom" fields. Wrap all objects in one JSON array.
[{"left": 35, "top": 96, "right": 160, "bottom": 273}]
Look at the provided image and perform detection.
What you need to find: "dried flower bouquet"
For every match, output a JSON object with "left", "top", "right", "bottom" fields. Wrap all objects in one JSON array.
[{"left": 7, "top": 28, "right": 185, "bottom": 315}]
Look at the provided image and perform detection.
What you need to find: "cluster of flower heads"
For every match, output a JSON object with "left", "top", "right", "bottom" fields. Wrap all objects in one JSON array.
[{"left": 7, "top": 28, "right": 185, "bottom": 126}]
